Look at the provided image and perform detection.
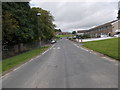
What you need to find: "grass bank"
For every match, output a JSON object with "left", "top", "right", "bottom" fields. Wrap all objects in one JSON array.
[
  {"left": 83, "top": 38, "right": 119, "bottom": 60},
  {"left": 56, "top": 34, "right": 73, "bottom": 38},
  {"left": 1, "top": 46, "right": 50, "bottom": 74}
]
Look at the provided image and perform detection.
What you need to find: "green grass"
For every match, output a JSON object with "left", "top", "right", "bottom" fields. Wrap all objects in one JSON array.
[
  {"left": 0, "top": 46, "right": 50, "bottom": 73},
  {"left": 56, "top": 34, "right": 73, "bottom": 38},
  {"left": 83, "top": 38, "right": 119, "bottom": 60}
]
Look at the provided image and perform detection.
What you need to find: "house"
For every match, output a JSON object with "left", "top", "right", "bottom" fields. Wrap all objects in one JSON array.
[
  {"left": 111, "top": 20, "right": 120, "bottom": 35},
  {"left": 78, "top": 20, "right": 119, "bottom": 38},
  {"left": 56, "top": 32, "right": 71, "bottom": 35},
  {"left": 77, "top": 30, "right": 89, "bottom": 36},
  {"left": 77, "top": 20, "right": 120, "bottom": 38}
]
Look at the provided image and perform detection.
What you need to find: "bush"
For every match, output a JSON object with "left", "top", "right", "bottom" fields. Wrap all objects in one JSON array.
[{"left": 78, "top": 34, "right": 91, "bottom": 39}]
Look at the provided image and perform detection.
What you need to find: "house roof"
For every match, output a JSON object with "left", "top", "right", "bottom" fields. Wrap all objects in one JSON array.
[{"left": 88, "top": 20, "right": 118, "bottom": 31}]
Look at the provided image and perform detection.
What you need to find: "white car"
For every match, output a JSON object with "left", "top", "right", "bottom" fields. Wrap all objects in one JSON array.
[
  {"left": 51, "top": 40, "right": 56, "bottom": 44},
  {"left": 101, "top": 35, "right": 108, "bottom": 38},
  {"left": 114, "top": 34, "right": 120, "bottom": 37}
]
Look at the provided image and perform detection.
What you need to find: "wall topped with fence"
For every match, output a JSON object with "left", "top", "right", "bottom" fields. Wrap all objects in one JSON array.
[{"left": 2, "top": 41, "right": 50, "bottom": 59}]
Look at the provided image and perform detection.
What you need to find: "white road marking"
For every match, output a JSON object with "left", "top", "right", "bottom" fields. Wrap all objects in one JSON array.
[
  {"left": 74, "top": 44, "right": 77, "bottom": 46},
  {"left": 72, "top": 42, "right": 118, "bottom": 66},
  {"left": 76, "top": 46, "right": 80, "bottom": 48},
  {"left": 57, "top": 47, "right": 61, "bottom": 49},
  {"left": 101, "top": 57, "right": 118, "bottom": 63},
  {"left": 73, "top": 43, "right": 80, "bottom": 48},
  {"left": 1, "top": 44, "right": 55, "bottom": 78},
  {"left": 36, "top": 56, "right": 40, "bottom": 58},
  {"left": 80, "top": 47, "right": 89, "bottom": 52}
]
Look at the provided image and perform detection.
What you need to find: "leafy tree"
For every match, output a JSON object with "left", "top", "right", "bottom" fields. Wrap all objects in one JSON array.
[
  {"left": 72, "top": 31, "right": 76, "bottom": 35},
  {"left": 2, "top": 2, "right": 33, "bottom": 45},
  {"left": 2, "top": 2, "right": 56, "bottom": 46},
  {"left": 55, "top": 29, "right": 62, "bottom": 32},
  {"left": 32, "top": 7, "right": 55, "bottom": 41}
]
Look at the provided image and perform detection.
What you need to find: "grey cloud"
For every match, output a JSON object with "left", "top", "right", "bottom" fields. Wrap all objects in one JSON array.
[{"left": 30, "top": 1, "right": 118, "bottom": 32}]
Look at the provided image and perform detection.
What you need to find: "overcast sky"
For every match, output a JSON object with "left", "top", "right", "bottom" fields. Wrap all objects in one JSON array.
[{"left": 30, "top": 0, "right": 119, "bottom": 32}]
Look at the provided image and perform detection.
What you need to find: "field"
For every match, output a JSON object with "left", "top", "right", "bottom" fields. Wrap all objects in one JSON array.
[
  {"left": 56, "top": 34, "right": 73, "bottom": 38},
  {"left": 83, "top": 38, "right": 119, "bottom": 60},
  {"left": 1, "top": 46, "right": 50, "bottom": 73}
]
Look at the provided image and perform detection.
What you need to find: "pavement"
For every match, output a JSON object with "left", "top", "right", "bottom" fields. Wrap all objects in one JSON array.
[
  {"left": 2, "top": 38, "right": 118, "bottom": 88},
  {"left": 76, "top": 37, "right": 114, "bottom": 42}
]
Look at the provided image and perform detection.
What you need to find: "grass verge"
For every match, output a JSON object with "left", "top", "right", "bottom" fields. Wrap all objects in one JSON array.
[
  {"left": 83, "top": 38, "right": 119, "bottom": 60},
  {"left": 0, "top": 46, "right": 50, "bottom": 74},
  {"left": 56, "top": 34, "right": 73, "bottom": 38}
]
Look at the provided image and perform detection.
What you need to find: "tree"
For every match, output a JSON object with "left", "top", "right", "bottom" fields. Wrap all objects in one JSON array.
[
  {"left": 72, "top": 31, "right": 76, "bottom": 35},
  {"left": 32, "top": 7, "right": 55, "bottom": 41},
  {"left": 2, "top": 2, "right": 34, "bottom": 45},
  {"left": 2, "top": 2, "right": 56, "bottom": 47},
  {"left": 55, "top": 29, "right": 62, "bottom": 32}
]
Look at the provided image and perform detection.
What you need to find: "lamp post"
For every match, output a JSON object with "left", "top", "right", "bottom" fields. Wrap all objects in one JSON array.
[{"left": 37, "top": 13, "right": 41, "bottom": 46}]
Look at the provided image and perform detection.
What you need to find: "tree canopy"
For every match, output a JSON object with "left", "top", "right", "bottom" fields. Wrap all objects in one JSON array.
[
  {"left": 72, "top": 31, "right": 77, "bottom": 35},
  {"left": 55, "top": 29, "right": 62, "bottom": 32},
  {"left": 2, "top": 2, "right": 56, "bottom": 46}
]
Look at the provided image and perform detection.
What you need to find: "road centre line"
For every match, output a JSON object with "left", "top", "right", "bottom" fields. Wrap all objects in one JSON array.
[{"left": 57, "top": 47, "right": 61, "bottom": 49}]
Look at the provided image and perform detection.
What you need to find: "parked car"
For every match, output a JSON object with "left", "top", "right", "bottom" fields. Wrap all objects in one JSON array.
[
  {"left": 67, "top": 37, "right": 72, "bottom": 40},
  {"left": 51, "top": 40, "right": 56, "bottom": 44},
  {"left": 73, "top": 36, "right": 76, "bottom": 39},
  {"left": 100, "top": 35, "right": 108, "bottom": 38},
  {"left": 114, "top": 34, "right": 120, "bottom": 37}
]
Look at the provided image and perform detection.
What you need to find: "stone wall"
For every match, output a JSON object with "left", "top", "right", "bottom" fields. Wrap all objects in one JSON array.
[{"left": 2, "top": 41, "right": 48, "bottom": 59}]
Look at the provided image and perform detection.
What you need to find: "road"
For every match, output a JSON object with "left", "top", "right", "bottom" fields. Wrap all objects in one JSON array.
[{"left": 2, "top": 38, "right": 118, "bottom": 88}]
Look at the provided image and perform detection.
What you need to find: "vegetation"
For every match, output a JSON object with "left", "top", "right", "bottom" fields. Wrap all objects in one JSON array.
[
  {"left": 83, "top": 38, "right": 119, "bottom": 60},
  {"left": 72, "top": 31, "right": 76, "bottom": 35},
  {"left": 77, "top": 34, "right": 91, "bottom": 39},
  {"left": 2, "top": 2, "right": 56, "bottom": 73},
  {"left": 2, "top": 2, "right": 55, "bottom": 47},
  {"left": 55, "top": 29, "right": 62, "bottom": 32},
  {"left": 1, "top": 46, "right": 50, "bottom": 73},
  {"left": 56, "top": 34, "right": 72, "bottom": 38}
]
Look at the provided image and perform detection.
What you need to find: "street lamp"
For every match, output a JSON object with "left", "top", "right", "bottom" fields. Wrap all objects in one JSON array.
[{"left": 37, "top": 13, "right": 42, "bottom": 46}]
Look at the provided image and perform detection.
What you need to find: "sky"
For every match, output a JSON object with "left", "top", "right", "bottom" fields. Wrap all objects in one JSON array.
[{"left": 30, "top": 0, "right": 119, "bottom": 32}]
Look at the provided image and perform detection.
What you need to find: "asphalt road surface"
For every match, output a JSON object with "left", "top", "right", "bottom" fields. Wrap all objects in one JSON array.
[{"left": 2, "top": 38, "right": 118, "bottom": 88}]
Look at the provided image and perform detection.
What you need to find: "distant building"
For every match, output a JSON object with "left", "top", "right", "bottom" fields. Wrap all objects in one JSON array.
[
  {"left": 56, "top": 32, "right": 71, "bottom": 35},
  {"left": 88, "top": 20, "right": 117, "bottom": 37},
  {"left": 77, "top": 30, "right": 89, "bottom": 35},
  {"left": 111, "top": 20, "right": 120, "bottom": 35},
  {"left": 77, "top": 20, "right": 120, "bottom": 38}
]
